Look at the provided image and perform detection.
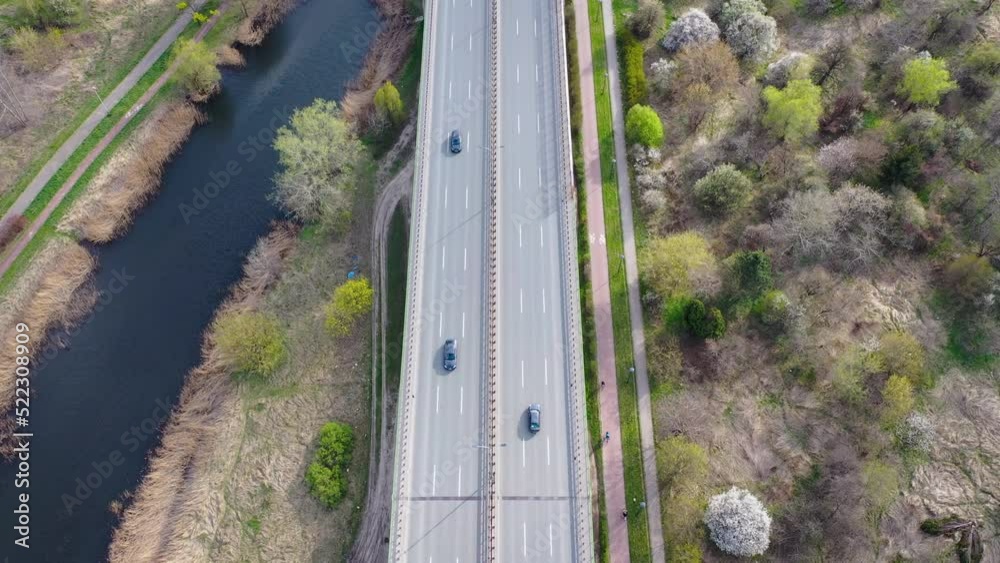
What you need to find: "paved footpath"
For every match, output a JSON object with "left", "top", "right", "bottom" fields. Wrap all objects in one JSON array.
[
  {"left": 0, "top": 0, "right": 207, "bottom": 225},
  {"left": 597, "top": 0, "right": 667, "bottom": 560},
  {"left": 0, "top": 4, "right": 223, "bottom": 279},
  {"left": 572, "top": 0, "right": 630, "bottom": 560}
]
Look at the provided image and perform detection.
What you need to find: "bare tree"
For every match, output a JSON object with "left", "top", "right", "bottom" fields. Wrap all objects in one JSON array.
[{"left": 0, "top": 54, "right": 28, "bottom": 131}]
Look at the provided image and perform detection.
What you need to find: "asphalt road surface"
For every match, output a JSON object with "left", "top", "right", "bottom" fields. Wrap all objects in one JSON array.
[{"left": 393, "top": 0, "right": 490, "bottom": 559}]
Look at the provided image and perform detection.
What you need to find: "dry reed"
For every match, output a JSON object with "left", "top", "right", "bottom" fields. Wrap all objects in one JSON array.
[
  {"left": 0, "top": 215, "right": 27, "bottom": 254},
  {"left": 341, "top": 17, "right": 416, "bottom": 127},
  {"left": 216, "top": 45, "right": 246, "bottom": 68},
  {"left": 0, "top": 240, "right": 96, "bottom": 454},
  {"left": 236, "top": 0, "right": 299, "bottom": 46},
  {"left": 59, "top": 102, "right": 205, "bottom": 243},
  {"left": 107, "top": 222, "right": 299, "bottom": 562}
]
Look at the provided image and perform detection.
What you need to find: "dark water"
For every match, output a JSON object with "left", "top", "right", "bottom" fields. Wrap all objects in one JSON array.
[{"left": 0, "top": 0, "right": 377, "bottom": 560}]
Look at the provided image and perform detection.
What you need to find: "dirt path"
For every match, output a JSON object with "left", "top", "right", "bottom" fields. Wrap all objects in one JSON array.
[
  {"left": 0, "top": 4, "right": 225, "bottom": 280},
  {"left": 348, "top": 124, "right": 414, "bottom": 561}
]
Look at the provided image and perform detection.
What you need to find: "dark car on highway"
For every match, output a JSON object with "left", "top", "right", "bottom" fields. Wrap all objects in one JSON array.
[
  {"left": 443, "top": 339, "right": 457, "bottom": 371},
  {"left": 528, "top": 403, "right": 541, "bottom": 433},
  {"left": 449, "top": 129, "right": 462, "bottom": 153}
]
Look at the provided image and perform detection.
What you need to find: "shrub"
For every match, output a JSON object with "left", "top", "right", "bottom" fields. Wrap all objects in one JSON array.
[
  {"left": 752, "top": 290, "right": 791, "bottom": 328},
  {"left": 862, "top": 460, "right": 900, "bottom": 517},
  {"left": 898, "top": 57, "right": 957, "bottom": 106},
  {"left": 9, "top": 27, "right": 65, "bottom": 72},
  {"left": 956, "top": 42, "right": 1000, "bottom": 100},
  {"left": 325, "top": 277, "right": 374, "bottom": 336},
  {"left": 621, "top": 32, "right": 648, "bottom": 108},
  {"left": 648, "top": 58, "right": 677, "bottom": 95},
  {"left": 897, "top": 412, "right": 934, "bottom": 452},
  {"left": 625, "top": 104, "right": 663, "bottom": 147},
  {"left": 882, "top": 374, "right": 914, "bottom": 425},
  {"left": 658, "top": 436, "right": 710, "bottom": 554},
  {"left": 639, "top": 232, "right": 717, "bottom": 300},
  {"left": 762, "top": 79, "right": 823, "bottom": 143},
  {"left": 876, "top": 330, "right": 927, "bottom": 388},
  {"left": 663, "top": 294, "right": 694, "bottom": 333},
  {"left": 12, "top": 0, "right": 79, "bottom": 28},
  {"left": 684, "top": 299, "right": 727, "bottom": 339},
  {"left": 764, "top": 52, "right": 813, "bottom": 88},
  {"left": 305, "top": 422, "right": 354, "bottom": 508},
  {"left": 724, "top": 11, "right": 778, "bottom": 63},
  {"left": 627, "top": 0, "right": 664, "bottom": 40},
  {"left": 704, "top": 487, "right": 771, "bottom": 557},
  {"left": 172, "top": 39, "right": 221, "bottom": 98},
  {"left": 215, "top": 311, "right": 287, "bottom": 379},
  {"left": 374, "top": 81, "right": 405, "bottom": 125},
  {"left": 693, "top": 164, "right": 753, "bottom": 215},
  {"left": 661, "top": 9, "right": 720, "bottom": 53}
]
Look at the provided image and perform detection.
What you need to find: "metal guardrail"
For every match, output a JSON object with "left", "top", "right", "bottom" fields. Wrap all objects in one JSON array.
[
  {"left": 387, "top": 0, "right": 438, "bottom": 556},
  {"left": 483, "top": 0, "right": 501, "bottom": 559},
  {"left": 550, "top": 0, "right": 596, "bottom": 559}
]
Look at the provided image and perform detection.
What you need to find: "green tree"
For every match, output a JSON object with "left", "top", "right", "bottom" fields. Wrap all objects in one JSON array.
[
  {"left": 752, "top": 290, "right": 791, "bottom": 328},
  {"left": 639, "top": 232, "right": 716, "bottom": 299},
  {"left": 762, "top": 79, "right": 822, "bottom": 143},
  {"left": 684, "top": 299, "right": 726, "bottom": 339},
  {"left": 625, "top": 104, "right": 664, "bottom": 147},
  {"left": 13, "top": 0, "right": 79, "bottom": 28},
  {"left": 374, "top": 81, "right": 405, "bottom": 125},
  {"left": 877, "top": 330, "right": 927, "bottom": 388},
  {"left": 943, "top": 254, "right": 993, "bottom": 306},
  {"left": 273, "top": 99, "right": 368, "bottom": 226},
  {"left": 172, "top": 39, "right": 220, "bottom": 98},
  {"left": 215, "top": 311, "right": 287, "bottom": 379},
  {"left": 693, "top": 164, "right": 753, "bottom": 215},
  {"left": 305, "top": 422, "right": 354, "bottom": 508},
  {"left": 727, "top": 250, "right": 772, "bottom": 296},
  {"left": 882, "top": 374, "right": 914, "bottom": 425},
  {"left": 325, "top": 277, "right": 375, "bottom": 336},
  {"left": 898, "top": 57, "right": 957, "bottom": 107},
  {"left": 621, "top": 32, "right": 648, "bottom": 108}
]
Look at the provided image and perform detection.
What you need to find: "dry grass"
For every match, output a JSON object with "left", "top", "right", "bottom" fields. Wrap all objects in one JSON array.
[
  {"left": 108, "top": 222, "right": 299, "bottom": 562},
  {"left": 340, "top": 16, "right": 416, "bottom": 127},
  {"left": 0, "top": 239, "right": 95, "bottom": 453},
  {"left": 0, "top": 215, "right": 27, "bottom": 253},
  {"left": 217, "top": 45, "right": 246, "bottom": 68},
  {"left": 58, "top": 101, "right": 205, "bottom": 243},
  {"left": 235, "top": 0, "right": 300, "bottom": 46}
]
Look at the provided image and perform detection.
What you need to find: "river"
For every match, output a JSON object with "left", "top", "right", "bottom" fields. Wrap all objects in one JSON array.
[{"left": 0, "top": 0, "right": 377, "bottom": 559}]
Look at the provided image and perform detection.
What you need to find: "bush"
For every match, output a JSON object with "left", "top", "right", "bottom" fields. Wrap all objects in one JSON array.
[
  {"left": 325, "top": 278, "right": 374, "bottom": 336},
  {"left": 764, "top": 52, "right": 813, "bottom": 88},
  {"left": 724, "top": 11, "right": 778, "bottom": 63},
  {"left": 172, "top": 39, "right": 221, "bottom": 98},
  {"left": 897, "top": 412, "right": 934, "bottom": 452},
  {"left": 12, "top": 0, "right": 80, "bottom": 28},
  {"left": 876, "top": 330, "right": 927, "bottom": 388},
  {"left": 658, "top": 436, "right": 710, "bottom": 555},
  {"left": 648, "top": 58, "right": 677, "bottom": 95},
  {"left": 693, "top": 164, "right": 753, "bottom": 215},
  {"left": 374, "top": 81, "right": 405, "bottom": 125},
  {"left": 882, "top": 374, "right": 914, "bottom": 425},
  {"left": 684, "top": 299, "right": 727, "bottom": 339},
  {"left": 305, "top": 422, "right": 355, "bottom": 508},
  {"left": 704, "top": 487, "right": 772, "bottom": 557},
  {"left": 752, "top": 290, "right": 791, "bottom": 328},
  {"left": 661, "top": 9, "right": 719, "bottom": 53},
  {"left": 762, "top": 79, "right": 823, "bottom": 143},
  {"left": 943, "top": 254, "right": 994, "bottom": 307},
  {"left": 621, "top": 32, "right": 648, "bottom": 108},
  {"left": 625, "top": 104, "right": 663, "bottom": 147},
  {"left": 956, "top": 42, "right": 1000, "bottom": 100},
  {"left": 639, "top": 232, "right": 717, "bottom": 300},
  {"left": 898, "top": 57, "right": 957, "bottom": 107},
  {"left": 627, "top": 0, "right": 664, "bottom": 40},
  {"left": 215, "top": 311, "right": 287, "bottom": 379},
  {"left": 727, "top": 250, "right": 772, "bottom": 296},
  {"left": 9, "top": 27, "right": 65, "bottom": 72}
]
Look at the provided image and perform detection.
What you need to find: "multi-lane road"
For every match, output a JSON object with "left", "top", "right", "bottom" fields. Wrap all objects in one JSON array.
[{"left": 389, "top": 0, "right": 592, "bottom": 558}]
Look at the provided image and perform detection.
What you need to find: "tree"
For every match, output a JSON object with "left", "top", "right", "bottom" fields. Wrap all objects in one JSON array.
[
  {"left": 762, "top": 79, "right": 823, "bottom": 143},
  {"left": 704, "top": 487, "right": 772, "bottom": 557},
  {"left": 627, "top": 0, "right": 664, "bottom": 40},
  {"left": 373, "top": 81, "right": 405, "bottom": 125},
  {"left": 172, "top": 39, "right": 220, "bottom": 98},
  {"left": 625, "top": 104, "right": 663, "bottom": 147},
  {"left": 683, "top": 299, "right": 727, "bottom": 339},
  {"left": 273, "top": 99, "right": 367, "bottom": 226},
  {"left": 639, "top": 232, "right": 717, "bottom": 299},
  {"left": 305, "top": 422, "right": 354, "bottom": 508},
  {"left": 897, "top": 412, "right": 934, "bottom": 452},
  {"left": 877, "top": 330, "right": 927, "bottom": 388},
  {"left": 752, "top": 289, "right": 791, "bottom": 328},
  {"left": 12, "top": 0, "right": 79, "bottom": 28},
  {"left": 325, "top": 277, "right": 374, "bottom": 336},
  {"left": 898, "top": 57, "right": 957, "bottom": 106},
  {"left": 943, "top": 254, "right": 993, "bottom": 306},
  {"left": 661, "top": 9, "right": 720, "bottom": 53},
  {"left": 215, "top": 311, "right": 287, "bottom": 379},
  {"left": 718, "top": 0, "right": 766, "bottom": 29},
  {"left": 672, "top": 41, "right": 740, "bottom": 97},
  {"left": 693, "top": 164, "right": 753, "bottom": 215},
  {"left": 724, "top": 11, "right": 778, "bottom": 63},
  {"left": 882, "top": 374, "right": 914, "bottom": 424},
  {"left": 764, "top": 52, "right": 813, "bottom": 88},
  {"left": 956, "top": 42, "right": 1000, "bottom": 100},
  {"left": 648, "top": 58, "right": 677, "bottom": 95},
  {"left": 727, "top": 250, "right": 772, "bottom": 296}
]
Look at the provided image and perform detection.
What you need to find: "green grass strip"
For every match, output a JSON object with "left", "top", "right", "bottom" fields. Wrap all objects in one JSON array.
[{"left": 586, "top": 0, "right": 652, "bottom": 560}]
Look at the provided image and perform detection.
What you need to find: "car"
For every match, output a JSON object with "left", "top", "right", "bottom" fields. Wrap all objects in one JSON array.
[
  {"left": 449, "top": 129, "right": 462, "bottom": 153},
  {"left": 443, "top": 339, "right": 457, "bottom": 371},
  {"left": 528, "top": 403, "right": 541, "bottom": 433}
]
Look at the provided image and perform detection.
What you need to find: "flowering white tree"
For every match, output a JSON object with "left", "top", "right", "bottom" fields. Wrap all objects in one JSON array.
[
  {"left": 704, "top": 487, "right": 772, "bottom": 557},
  {"left": 649, "top": 58, "right": 677, "bottom": 95},
  {"left": 661, "top": 9, "right": 719, "bottom": 53},
  {"left": 725, "top": 11, "right": 778, "bottom": 63}
]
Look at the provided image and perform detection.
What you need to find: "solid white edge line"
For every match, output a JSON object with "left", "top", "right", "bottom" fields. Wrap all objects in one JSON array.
[{"left": 462, "top": 311, "right": 466, "bottom": 338}]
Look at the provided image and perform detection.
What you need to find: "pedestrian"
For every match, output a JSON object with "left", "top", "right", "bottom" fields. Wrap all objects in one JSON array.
[
  {"left": 604, "top": 431, "right": 610, "bottom": 442},
  {"left": 622, "top": 509, "right": 628, "bottom": 519},
  {"left": 600, "top": 380, "right": 605, "bottom": 389}
]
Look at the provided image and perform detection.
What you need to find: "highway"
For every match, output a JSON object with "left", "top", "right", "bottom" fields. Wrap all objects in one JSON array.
[{"left": 389, "top": 0, "right": 592, "bottom": 559}]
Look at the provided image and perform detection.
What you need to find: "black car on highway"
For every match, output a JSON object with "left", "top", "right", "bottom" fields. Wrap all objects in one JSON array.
[
  {"left": 449, "top": 130, "right": 462, "bottom": 153},
  {"left": 443, "top": 339, "right": 457, "bottom": 371}
]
